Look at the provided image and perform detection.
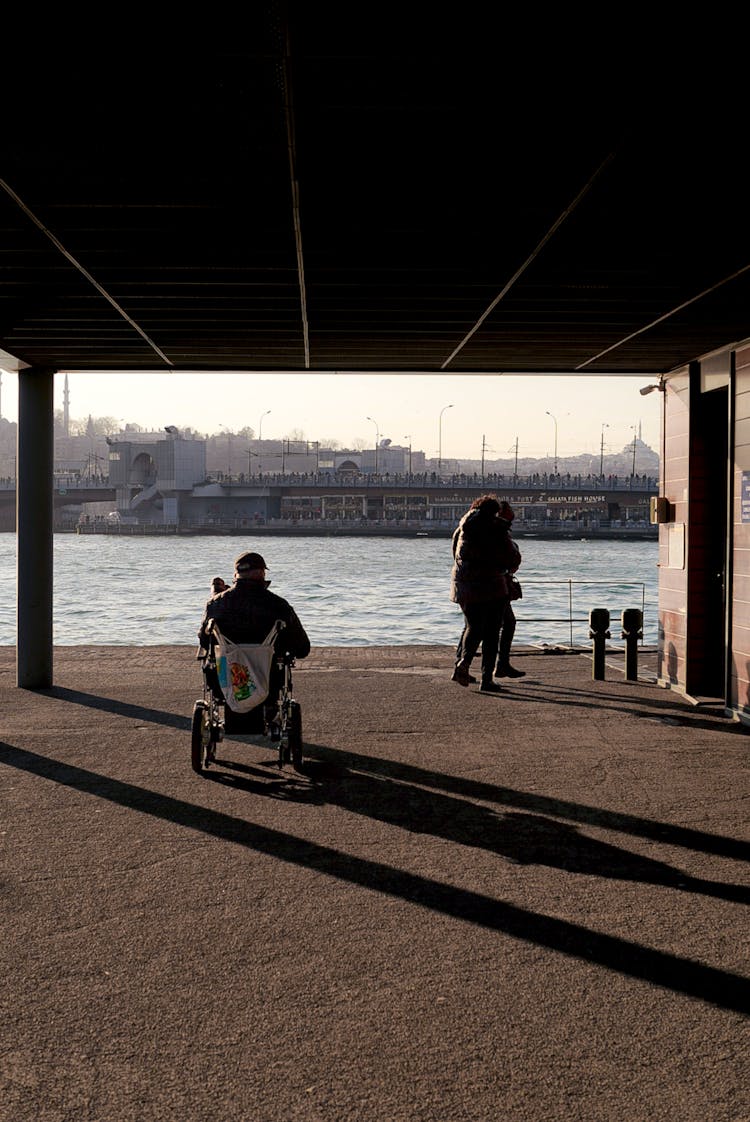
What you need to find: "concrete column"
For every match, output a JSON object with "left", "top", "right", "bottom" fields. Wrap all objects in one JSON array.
[{"left": 17, "top": 367, "right": 55, "bottom": 688}]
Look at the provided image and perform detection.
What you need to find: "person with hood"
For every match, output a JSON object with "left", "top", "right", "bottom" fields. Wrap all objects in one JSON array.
[{"left": 450, "top": 496, "right": 522, "bottom": 692}]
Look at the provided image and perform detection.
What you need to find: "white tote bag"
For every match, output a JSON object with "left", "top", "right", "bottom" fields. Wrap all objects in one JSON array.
[{"left": 213, "top": 621, "right": 281, "bottom": 713}]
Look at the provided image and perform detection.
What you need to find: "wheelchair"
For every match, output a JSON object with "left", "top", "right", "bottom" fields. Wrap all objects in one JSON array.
[{"left": 191, "top": 621, "right": 303, "bottom": 774}]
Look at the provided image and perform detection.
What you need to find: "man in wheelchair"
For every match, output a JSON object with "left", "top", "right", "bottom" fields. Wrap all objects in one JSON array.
[{"left": 198, "top": 551, "right": 310, "bottom": 734}]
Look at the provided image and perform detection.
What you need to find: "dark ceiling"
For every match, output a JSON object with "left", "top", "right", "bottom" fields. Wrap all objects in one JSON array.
[{"left": 2, "top": 11, "right": 749, "bottom": 376}]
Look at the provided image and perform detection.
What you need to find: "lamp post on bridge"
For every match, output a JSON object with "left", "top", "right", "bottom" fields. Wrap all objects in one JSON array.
[
  {"left": 600, "top": 422, "right": 610, "bottom": 479},
  {"left": 404, "top": 435, "right": 412, "bottom": 476},
  {"left": 219, "top": 424, "right": 232, "bottom": 476},
  {"left": 366, "top": 415, "right": 380, "bottom": 473},
  {"left": 438, "top": 404, "right": 454, "bottom": 474},
  {"left": 630, "top": 425, "right": 638, "bottom": 476},
  {"left": 257, "top": 410, "right": 271, "bottom": 474},
  {"left": 545, "top": 411, "right": 558, "bottom": 473}
]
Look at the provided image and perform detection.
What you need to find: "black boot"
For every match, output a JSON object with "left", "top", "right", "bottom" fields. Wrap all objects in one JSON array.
[
  {"left": 451, "top": 660, "right": 472, "bottom": 687},
  {"left": 495, "top": 662, "right": 526, "bottom": 678},
  {"left": 480, "top": 678, "right": 502, "bottom": 693}
]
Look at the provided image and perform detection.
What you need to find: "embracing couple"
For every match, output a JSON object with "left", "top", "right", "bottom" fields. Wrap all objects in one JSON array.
[{"left": 450, "top": 495, "right": 525, "bottom": 694}]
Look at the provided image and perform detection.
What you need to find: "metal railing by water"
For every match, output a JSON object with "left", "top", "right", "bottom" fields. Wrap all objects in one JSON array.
[{"left": 512, "top": 579, "right": 648, "bottom": 649}]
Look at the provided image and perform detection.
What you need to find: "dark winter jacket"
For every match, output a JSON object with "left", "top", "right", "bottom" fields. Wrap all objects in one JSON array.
[
  {"left": 198, "top": 578, "right": 311, "bottom": 658},
  {"left": 450, "top": 511, "right": 522, "bottom": 606}
]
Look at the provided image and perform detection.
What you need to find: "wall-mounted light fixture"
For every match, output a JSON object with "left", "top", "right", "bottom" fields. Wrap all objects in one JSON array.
[{"left": 639, "top": 378, "right": 666, "bottom": 396}]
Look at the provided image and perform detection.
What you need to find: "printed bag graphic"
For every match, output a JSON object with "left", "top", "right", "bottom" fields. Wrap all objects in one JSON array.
[{"left": 214, "top": 622, "right": 281, "bottom": 713}]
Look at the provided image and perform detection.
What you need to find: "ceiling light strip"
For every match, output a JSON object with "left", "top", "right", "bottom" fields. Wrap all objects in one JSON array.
[
  {"left": 575, "top": 262, "right": 750, "bottom": 370},
  {"left": 440, "top": 152, "right": 616, "bottom": 370},
  {"left": 0, "top": 178, "right": 174, "bottom": 367},
  {"left": 281, "top": 26, "right": 310, "bottom": 369}
]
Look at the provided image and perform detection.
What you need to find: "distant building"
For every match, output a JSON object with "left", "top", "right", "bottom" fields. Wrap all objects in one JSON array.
[{"left": 107, "top": 432, "right": 206, "bottom": 523}]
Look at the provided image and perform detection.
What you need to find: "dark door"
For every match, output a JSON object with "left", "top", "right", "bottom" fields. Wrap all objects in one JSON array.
[{"left": 687, "top": 385, "right": 728, "bottom": 697}]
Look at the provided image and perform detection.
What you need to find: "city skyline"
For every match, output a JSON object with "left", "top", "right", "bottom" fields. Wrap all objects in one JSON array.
[{"left": 0, "top": 368, "right": 660, "bottom": 460}]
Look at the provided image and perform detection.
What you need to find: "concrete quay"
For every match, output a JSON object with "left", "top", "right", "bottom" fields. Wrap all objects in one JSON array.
[{"left": 1, "top": 645, "right": 748, "bottom": 1122}]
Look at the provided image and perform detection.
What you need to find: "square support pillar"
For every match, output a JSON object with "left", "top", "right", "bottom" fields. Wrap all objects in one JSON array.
[{"left": 17, "top": 367, "right": 55, "bottom": 688}]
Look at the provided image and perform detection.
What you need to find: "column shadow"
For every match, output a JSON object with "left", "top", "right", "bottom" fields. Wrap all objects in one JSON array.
[{"left": 1, "top": 741, "right": 748, "bottom": 1016}]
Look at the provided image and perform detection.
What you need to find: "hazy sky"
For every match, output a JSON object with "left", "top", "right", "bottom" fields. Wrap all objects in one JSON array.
[{"left": 0, "top": 369, "right": 660, "bottom": 461}]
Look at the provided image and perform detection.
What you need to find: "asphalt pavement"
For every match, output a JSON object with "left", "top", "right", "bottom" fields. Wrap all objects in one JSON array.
[{"left": 1, "top": 644, "right": 748, "bottom": 1122}]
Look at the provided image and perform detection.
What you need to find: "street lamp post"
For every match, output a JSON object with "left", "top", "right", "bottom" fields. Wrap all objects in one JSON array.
[
  {"left": 258, "top": 410, "right": 271, "bottom": 473},
  {"left": 366, "top": 415, "right": 380, "bottom": 473},
  {"left": 630, "top": 425, "right": 638, "bottom": 476},
  {"left": 404, "top": 435, "right": 412, "bottom": 476},
  {"left": 438, "top": 404, "right": 454, "bottom": 473},
  {"left": 219, "top": 425, "right": 232, "bottom": 476},
  {"left": 545, "top": 411, "right": 558, "bottom": 473},
  {"left": 599, "top": 423, "right": 610, "bottom": 478}
]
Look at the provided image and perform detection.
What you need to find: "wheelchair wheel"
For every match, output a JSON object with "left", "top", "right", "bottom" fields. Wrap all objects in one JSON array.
[
  {"left": 288, "top": 701, "right": 303, "bottom": 770},
  {"left": 191, "top": 701, "right": 211, "bottom": 775}
]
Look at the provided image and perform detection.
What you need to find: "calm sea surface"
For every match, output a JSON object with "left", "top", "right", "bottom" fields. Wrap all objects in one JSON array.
[{"left": 0, "top": 534, "right": 658, "bottom": 648}]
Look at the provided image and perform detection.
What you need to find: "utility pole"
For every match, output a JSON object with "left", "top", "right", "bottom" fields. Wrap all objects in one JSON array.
[
  {"left": 510, "top": 437, "right": 519, "bottom": 480},
  {"left": 480, "top": 434, "right": 493, "bottom": 482}
]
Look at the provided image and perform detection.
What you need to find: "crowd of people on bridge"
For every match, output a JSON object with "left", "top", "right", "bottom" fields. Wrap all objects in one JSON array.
[{"left": 204, "top": 470, "right": 657, "bottom": 490}]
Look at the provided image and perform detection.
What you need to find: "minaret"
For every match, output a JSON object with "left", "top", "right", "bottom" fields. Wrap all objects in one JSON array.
[{"left": 63, "top": 374, "right": 70, "bottom": 436}]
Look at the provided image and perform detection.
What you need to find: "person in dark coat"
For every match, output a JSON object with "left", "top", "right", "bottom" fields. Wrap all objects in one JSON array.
[
  {"left": 493, "top": 504, "right": 526, "bottom": 680},
  {"left": 199, "top": 551, "right": 310, "bottom": 730},
  {"left": 199, "top": 551, "right": 310, "bottom": 657},
  {"left": 450, "top": 496, "right": 521, "bottom": 692}
]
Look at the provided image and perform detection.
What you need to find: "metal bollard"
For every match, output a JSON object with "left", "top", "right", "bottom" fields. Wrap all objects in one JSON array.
[
  {"left": 589, "top": 608, "right": 610, "bottom": 680},
  {"left": 621, "top": 608, "right": 643, "bottom": 682}
]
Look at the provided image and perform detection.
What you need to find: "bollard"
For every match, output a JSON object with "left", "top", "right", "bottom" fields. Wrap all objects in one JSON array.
[
  {"left": 589, "top": 608, "right": 610, "bottom": 680},
  {"left": 621, "top": 608, "right": 644, "bottom": 682}
]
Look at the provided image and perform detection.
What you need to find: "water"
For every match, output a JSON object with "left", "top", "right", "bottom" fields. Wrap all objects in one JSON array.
[{"left": 0, "top": 534, "right": 658, "bottom": 647}]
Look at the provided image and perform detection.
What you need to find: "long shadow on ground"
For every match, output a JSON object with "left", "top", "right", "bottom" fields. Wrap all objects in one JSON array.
[
  {"left": 213, "top": 747, "right": 750, "bottom": 907},
  {"left": 2, "top": 741, "right": 748, "bottom": 1016}
]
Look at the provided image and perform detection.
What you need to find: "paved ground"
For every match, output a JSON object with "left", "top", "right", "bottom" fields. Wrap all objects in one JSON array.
[{"left": 1, "top": 645, "right": 748, "bottom": 1122}]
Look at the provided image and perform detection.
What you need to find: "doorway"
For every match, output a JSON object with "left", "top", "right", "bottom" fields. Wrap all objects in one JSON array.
[{"left": 686, "top": 381, "right": 729, "bottom": 698}]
